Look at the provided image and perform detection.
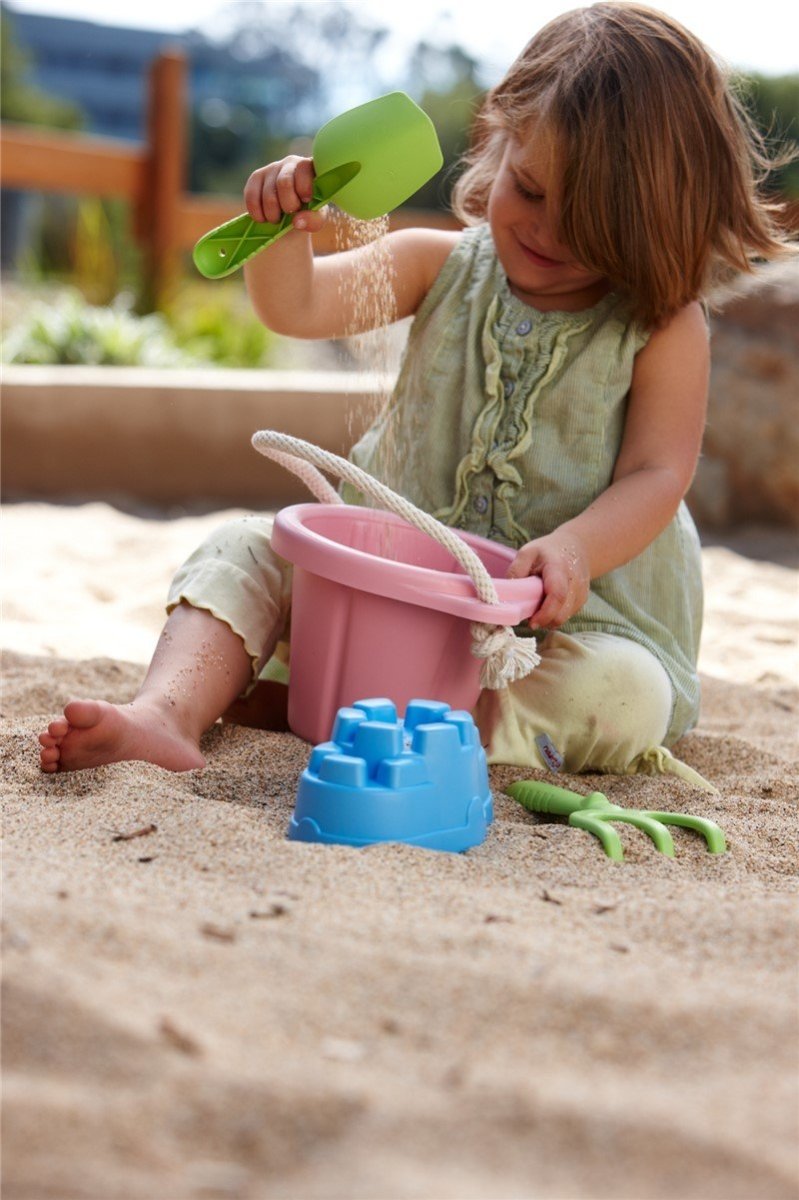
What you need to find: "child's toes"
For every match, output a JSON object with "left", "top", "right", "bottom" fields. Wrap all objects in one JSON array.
[
  {"left": 39, "top": 731, "right": 60, "bottom": 748},
  {"left": 40, "top": 746, "right": 60, "bottom": 771},
  {"left": 48, "top": 717, "right": 69, "bottom": 739}
]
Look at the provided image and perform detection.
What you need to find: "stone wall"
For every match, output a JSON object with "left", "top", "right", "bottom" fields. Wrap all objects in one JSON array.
[{"left": 688, "top": 261, "right": 799, "bottom": 528}]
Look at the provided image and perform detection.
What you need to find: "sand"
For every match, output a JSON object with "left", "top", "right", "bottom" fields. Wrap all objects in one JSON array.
[{"left": 2, "top": 502, "right": 798, "bottom": 1200}]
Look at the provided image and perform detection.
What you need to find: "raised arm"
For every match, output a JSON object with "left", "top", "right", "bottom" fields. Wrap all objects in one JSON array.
[
  {"left": 242, "top": 155, "right": 459, "bottom": 338},
  {"left": 509, "top": 301, "right": 710, "bottom": 628}
]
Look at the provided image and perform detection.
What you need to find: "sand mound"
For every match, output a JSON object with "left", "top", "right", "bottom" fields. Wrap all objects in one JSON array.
[{"left": 2, "top": 505, "right": 798, "bottom": 1199}]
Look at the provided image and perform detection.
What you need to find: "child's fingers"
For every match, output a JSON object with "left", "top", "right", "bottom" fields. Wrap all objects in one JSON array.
[
  {"left": 244, "top": 156, "right": 314, "bottom": 225},
  {"left": 292, "top": 206, "right": 328, "bottom": 234},
  {"left": 509, "top": 533, "right": 590, "bottom": 628},
  {"left": 535, "top": 568, "right": 589, "bottom": 629},
  {"left": 530, "top": 584, "right": 569, "bottom": 630},
  {"left": 294, "top": 157, "right": 316, "bottom": 204},
  {"left": 244, "top": 165, "right": 276, "bottom": 223},
  {"left": 275, "top": 157, "right": 309, "bottom": 216},
  {"left": 506, "top": 544, "right": 541, "bottom": 580}
]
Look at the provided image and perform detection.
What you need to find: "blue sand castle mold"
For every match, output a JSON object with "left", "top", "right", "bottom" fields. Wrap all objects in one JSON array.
[{"left": 288, "top": 698, "right": 492, "bottom": 852}]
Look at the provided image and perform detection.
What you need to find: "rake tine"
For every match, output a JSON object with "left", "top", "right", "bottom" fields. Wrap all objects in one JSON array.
[
  {"left": 601, "top": 811, "right": 676, "bottom": 857},
  {"left": 641, "top": 811, "right": 727, "bottom": 854},
  {"left": 568, "top": 812, "right": 625, "bottom": 861}
]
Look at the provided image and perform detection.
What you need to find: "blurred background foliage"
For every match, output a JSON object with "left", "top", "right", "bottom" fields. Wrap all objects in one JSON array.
[
  {"left": 1, "top": 2, "right": 797, "bottom": 367},
  {"left": 736, "top": 72, "right": 799, "bottom": 197},
  {"left": 0, "top": 8, "right": 83, "bottom": 129}
]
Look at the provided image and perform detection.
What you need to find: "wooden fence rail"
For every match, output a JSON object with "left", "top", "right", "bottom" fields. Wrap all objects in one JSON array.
[
  {"left": 2, "top": 48, "right": 795, "bottom": 307},
  {"left": 0, "top": 49, "right": 457, "bottom": 305}
]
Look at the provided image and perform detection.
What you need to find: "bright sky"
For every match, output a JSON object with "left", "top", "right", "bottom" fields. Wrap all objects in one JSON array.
[{"left": 5, "top": 0, "right": 799, "bottom": 78}]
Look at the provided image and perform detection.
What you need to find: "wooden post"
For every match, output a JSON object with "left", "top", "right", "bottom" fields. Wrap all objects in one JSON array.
[{"left": 140, "top": 49, "right": 186, "bottom": 310}]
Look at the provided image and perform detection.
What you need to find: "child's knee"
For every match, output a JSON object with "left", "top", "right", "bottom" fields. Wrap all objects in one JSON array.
[
  {"left": 475, "top": 631, "right": 673, "bottom": 773},
  {"left": 166, "top": 515, "right": 292, "bottom": 678},
  {"left": 193, "top": 515, "right": 280, "bottom": 572},
  {"left": 170, "top": 516, "right": 289, "bottom": 597}
]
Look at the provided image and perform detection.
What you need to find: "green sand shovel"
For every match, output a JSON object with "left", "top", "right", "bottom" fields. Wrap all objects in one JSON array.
[
  {"left": 505, "top": 780, "right": 727, "bottom": 862},
  {"left": 193, "top": 91, "right": 443, "bottom": 279}
]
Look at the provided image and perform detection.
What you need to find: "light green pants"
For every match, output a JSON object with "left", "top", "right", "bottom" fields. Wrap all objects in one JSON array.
[{"left": 168, "top": 516, "right": 700, "bottom": 781}]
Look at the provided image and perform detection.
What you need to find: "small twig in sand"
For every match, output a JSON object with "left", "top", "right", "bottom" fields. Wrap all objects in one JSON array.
[
  {"left": 541, "top": 889, "right": 563, "bottom": 905},
  {"left": 159, "top": 1016, "right": 203, "bottom": 1057},
  {"left": 249, "top": 903, "right": 290, "bottom": 919},
  {"left": 200, "top": 922, "right": 237, "bottom": 943},
  {"left": 111, "top": 823, "right": 157, "bottom": 842}
]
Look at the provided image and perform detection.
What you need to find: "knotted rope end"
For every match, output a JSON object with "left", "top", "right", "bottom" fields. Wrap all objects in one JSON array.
[{"left": 471, "top": 623, "right": 541, "bottom": 689}]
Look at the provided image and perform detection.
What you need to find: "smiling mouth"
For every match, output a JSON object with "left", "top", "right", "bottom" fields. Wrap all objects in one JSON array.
[{"left": 516, "top": 238, "right": 562, "bottom": 268}]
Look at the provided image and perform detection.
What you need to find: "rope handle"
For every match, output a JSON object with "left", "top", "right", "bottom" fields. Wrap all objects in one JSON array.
[
  {"left": 252, "top": 431, "right": 500, "bottom": 604},
  {"left": 252, "top": 430, "right": 542, "bottom": 688}
]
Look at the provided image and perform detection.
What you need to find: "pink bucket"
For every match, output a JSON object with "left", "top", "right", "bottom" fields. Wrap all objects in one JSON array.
[{"left": 271, "top": 503, "right": 543, "bottom": 744}]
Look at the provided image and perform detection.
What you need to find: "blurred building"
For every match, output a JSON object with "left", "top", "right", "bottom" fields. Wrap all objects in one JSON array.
[
  {"left": 2, "top": 3, "right": 318, "bottom": 142},
  {"left": 2, "top": 8, "right": 170, "bottom": 140}
]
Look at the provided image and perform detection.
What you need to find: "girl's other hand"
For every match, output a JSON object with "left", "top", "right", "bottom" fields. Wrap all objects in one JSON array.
[
  {"left": 507, "top": 531, "right": 591, "bottom": 629},
  {"left": 243, "top": 155, "right": 327, "bottom": 232}
]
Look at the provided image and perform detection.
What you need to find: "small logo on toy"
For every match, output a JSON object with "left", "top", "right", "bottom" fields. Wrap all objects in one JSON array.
[{"left": 535, "top": 733, "right": 564, "bottom": 773}]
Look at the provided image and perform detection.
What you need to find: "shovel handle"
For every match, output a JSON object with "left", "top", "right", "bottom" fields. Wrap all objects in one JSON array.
[{"left": 192, "top": 161, "right": 361, "bottom": 279}]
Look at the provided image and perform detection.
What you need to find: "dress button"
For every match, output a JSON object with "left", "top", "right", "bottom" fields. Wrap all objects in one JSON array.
[
  {"left": 503, "top": 379, "right": 515, "bottom": 398},
  {"left": 515, "top": 318, "right": 532, "bottom": 336},
  {"left": 473, "top": 495, "right": 489, "bottom": 514}
]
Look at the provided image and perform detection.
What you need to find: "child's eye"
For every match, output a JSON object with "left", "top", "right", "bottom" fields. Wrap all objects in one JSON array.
[{"left": 513, "top": 177, "right": 544, "bottom": 203}]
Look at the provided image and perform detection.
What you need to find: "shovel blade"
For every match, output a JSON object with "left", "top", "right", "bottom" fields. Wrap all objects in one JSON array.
[{"left": 312, "top": 91, "right": 443, "bottom": 219}]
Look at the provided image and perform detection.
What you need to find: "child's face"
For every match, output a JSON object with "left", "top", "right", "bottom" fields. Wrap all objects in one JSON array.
[{"left": 487, "top": 124, "right": 609, "bottom": 311}]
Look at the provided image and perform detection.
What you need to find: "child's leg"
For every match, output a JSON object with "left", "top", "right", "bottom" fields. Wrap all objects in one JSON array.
[
  {"left": 473, "top": 630, "right": 674, "bottom": 775},
  {"left": 39, "top": 603, "right": 253, "bottom": 772},
  {"left": 39, "top": 516, "right": 290, "bottom": 773}
]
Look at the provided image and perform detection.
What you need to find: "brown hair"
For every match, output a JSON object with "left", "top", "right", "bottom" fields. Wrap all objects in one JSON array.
[{"left": 451, "top": 2, "right": 795, "bottom": 327}]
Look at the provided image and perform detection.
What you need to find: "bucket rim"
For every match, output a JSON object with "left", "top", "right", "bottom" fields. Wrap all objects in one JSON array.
[{"left": 272, "top": 503, "right": 542, "bottom": 625}]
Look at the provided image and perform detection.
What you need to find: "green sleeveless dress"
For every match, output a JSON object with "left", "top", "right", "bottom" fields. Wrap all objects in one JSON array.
[{"left": 344, "top": 224, "right": 703, "bottom": 744}]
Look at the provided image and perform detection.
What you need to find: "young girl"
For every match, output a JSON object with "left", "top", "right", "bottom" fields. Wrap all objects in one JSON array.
[{"left": 39, "top": 2, "right": 791, "bottom": 779}]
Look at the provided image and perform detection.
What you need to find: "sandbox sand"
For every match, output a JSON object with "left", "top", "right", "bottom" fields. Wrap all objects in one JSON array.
[{"left": 2, "top": 503, "right": 798, "bottom": 1200}]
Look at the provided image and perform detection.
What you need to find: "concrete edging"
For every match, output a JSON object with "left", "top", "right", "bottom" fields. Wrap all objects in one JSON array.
[{"left": 1, "top": 365, "right": 389, "bottom": 509}]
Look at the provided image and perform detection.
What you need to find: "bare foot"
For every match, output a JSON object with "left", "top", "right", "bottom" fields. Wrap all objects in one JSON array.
[{"left": 38, "top": 698, "right": 206, "bottom": 773}]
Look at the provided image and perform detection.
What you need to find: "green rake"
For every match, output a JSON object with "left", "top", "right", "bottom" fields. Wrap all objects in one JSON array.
[{"left": 505, "top": 780, "right": 727, "bottom": 861}]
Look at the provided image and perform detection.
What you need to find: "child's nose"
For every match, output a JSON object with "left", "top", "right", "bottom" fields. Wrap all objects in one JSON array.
[{"left": 524, "top": 213, "right": 548, "bottom": 244}]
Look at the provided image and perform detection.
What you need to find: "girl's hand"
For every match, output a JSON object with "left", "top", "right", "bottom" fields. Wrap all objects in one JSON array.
[
  {"left": 243, "top": 155, "right": 327, "bottom": 233},
  {"left": 507, "top": 530, "right": 591, "bottom": 630}
]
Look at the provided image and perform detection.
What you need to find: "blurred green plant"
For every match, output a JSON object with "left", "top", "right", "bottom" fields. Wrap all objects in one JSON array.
[
  {"left": 0, "top": 290, "right": 190, "bottom": 366},
  {"left": 737, "top": 73, "right": 799, "bottom": 197},
  {"left": 72, "top": 198, "right": 143, "bottom": 306},
  {"left": 1, "top": 284, "right": 278, "bottom": 368},
  {"left": 16, "top": 194, "right": 147, "bottom": 306},
  {"left": 161, "top": 281, "right": 276, "bottom": 367}
]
